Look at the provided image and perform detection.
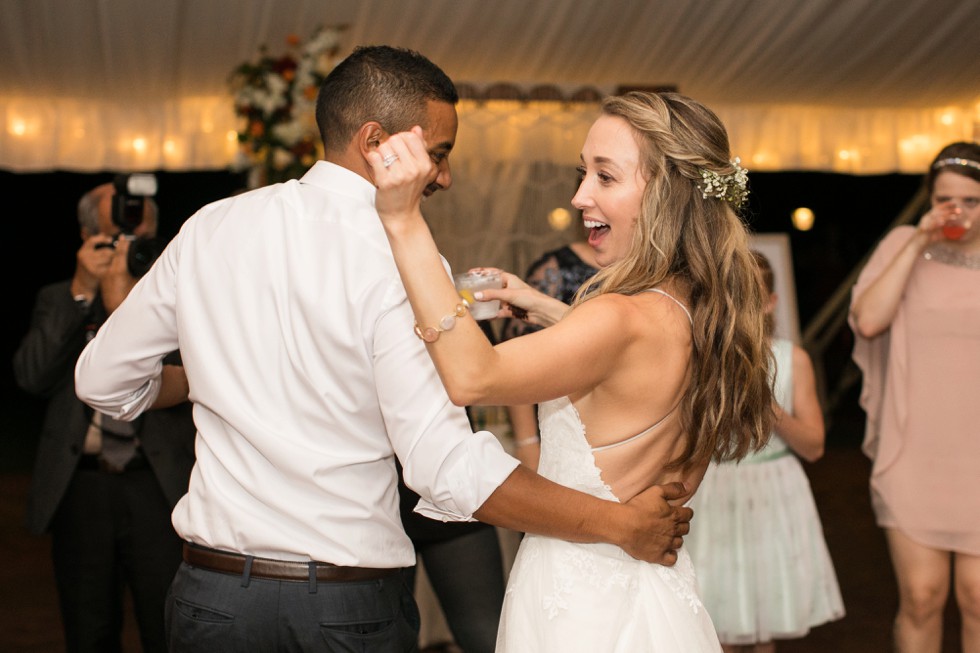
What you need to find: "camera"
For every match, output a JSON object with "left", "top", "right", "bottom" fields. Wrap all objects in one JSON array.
[
  {"left": 112, "top": 173, "right": 157, "bottom": 232},
  {"left": 96, "top": 173, "right": 163, "bottom": 278}
]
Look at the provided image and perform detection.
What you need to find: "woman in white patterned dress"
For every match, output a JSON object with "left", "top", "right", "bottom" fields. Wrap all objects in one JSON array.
[
  {"left": 371, "top": 91, "right": 774, "bottom": 652},
  {"left": 688, "top": 251, "right": 844, "bottom": 652}
]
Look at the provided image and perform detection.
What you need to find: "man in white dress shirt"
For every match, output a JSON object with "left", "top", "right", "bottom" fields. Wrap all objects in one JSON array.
[{"left": 74, "top": 45, "right": 692, "bottom": 652}]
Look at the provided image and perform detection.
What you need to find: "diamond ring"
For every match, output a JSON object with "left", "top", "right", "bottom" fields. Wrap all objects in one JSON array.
[{"left": 382, "top": 153, "right": 399, "bottom": 168}]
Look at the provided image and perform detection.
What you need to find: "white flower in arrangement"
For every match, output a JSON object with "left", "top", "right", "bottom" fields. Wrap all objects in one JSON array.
[
  {"left": 303, "top": 28, "right": 342, "bottom": 57},
  {"left": 272, "top": 119, "right": 307, "bottom": 147},
  {"left": 293, "top": 59, "right": 316, "bottom": 88},
  {"left": 261, "top": 74, "right": 289, "bottom": 112}
]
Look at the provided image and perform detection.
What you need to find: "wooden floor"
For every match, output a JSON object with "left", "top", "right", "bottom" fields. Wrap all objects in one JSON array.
[{"left": 0, "top": 400, "right": 965, "bottom": 652}]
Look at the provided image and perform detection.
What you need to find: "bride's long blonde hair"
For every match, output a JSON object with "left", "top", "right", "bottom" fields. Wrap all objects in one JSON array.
[{"left": 574, "top": 91, "right": 773, "bottom": 468}]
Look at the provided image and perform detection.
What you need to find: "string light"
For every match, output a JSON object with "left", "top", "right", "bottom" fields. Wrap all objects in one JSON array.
[
  {"left": 0, "top": 95, "right": 973, "bottom": 173},
  {"left": 548, "top": 207, "right": 571, "bottom": 230},
  {"left": 792, "top": 207, "right": 815, "bottom": 231}
]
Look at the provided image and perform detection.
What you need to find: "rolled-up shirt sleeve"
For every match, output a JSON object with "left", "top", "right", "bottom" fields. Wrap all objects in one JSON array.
[
  {"left": 75, "top": 231, "right": 180, "bottom": 420},
  {"left": 410, "top": 427, "right": 520, "bottom": 521}
]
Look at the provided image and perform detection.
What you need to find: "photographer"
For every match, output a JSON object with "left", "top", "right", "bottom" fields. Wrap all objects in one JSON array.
[{"left": 12, "top": 180, "right": 195, "bottom": 653}]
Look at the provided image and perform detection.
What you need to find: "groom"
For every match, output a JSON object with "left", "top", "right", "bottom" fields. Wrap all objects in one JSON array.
[{"left": 74, "top": 44, "right": 693, "bottom": 652}]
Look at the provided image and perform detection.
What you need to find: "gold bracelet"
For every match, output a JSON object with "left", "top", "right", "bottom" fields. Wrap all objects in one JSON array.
[{"left": 414, "top": 302, "right": 469, "bottom": 343}]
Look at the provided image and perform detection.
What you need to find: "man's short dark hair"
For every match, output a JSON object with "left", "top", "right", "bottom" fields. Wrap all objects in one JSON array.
[{"left": 315, "top": 45, "right": 459, "bottom": 154}]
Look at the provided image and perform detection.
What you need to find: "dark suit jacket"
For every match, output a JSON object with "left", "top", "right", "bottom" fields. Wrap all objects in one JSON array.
[{"left": 12, "top": 280, "right": 196, "bottom": 535}]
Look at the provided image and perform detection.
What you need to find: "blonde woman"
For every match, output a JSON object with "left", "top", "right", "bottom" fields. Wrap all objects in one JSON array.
[{"left": 372, "top": 92, "right": 773, "bottom": 651}]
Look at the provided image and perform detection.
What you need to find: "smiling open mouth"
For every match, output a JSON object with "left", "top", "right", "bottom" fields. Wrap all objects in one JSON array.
[
  {"left": 584, "top": 219, "right": 609, "bottom": 247},
  {"left": 584, "top": 219, "right": 609, "bottom": 235}
]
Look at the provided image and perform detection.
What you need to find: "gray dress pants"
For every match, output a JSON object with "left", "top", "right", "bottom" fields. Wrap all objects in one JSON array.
[{"left": 165, "top": 561, "right": 420, "bottom": 652}]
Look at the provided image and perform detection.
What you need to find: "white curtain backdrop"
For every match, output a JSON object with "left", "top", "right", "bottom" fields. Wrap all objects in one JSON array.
[
  {"left": 2, "top": 0, "right": 978, "bottom": 279},
  {"left": 3, "top": 94, "right": 973, "bottom": 278},
  {"left": 421, "top": 99, "right": 975, "bottom": 277},
  {"left": 423, "top": 101, "right": 597, "bottom": 277},
  {"left": 2, "top": 93, "right": 973, "bottom": 173},
  {"left": 2, "top": 0, "right": 977, "bottom": 176}
]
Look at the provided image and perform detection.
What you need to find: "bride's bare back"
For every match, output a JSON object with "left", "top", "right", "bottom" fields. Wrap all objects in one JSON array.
[{"left": 569, "top": 288, "right": 705, "bottom": 503}]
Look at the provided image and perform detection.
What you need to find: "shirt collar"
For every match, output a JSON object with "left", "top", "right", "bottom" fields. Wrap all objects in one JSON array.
[{"left": 299, "top": 160, "right": 377, "bottom": 207}]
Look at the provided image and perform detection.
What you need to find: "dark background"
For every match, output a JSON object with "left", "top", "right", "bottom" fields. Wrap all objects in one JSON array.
[
  {"left": 1, "top": 167, "right": 923, "bottom": 471},
  {"left": 2, "top": 168, "right": 247, "bottom": 471}
]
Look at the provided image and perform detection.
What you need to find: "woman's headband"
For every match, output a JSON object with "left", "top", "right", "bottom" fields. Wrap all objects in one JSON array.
[{"left": 932, "top": 157, "right": 980, "bottom": 171}]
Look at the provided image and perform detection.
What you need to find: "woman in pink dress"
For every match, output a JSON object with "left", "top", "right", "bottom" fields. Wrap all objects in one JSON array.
[{"left": 849, "top": 141, "right": 980, "bottom": 652}]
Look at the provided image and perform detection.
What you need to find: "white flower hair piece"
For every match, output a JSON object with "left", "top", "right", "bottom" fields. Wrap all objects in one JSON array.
[{"left": 700, "top": 157, "right": 749, "bottom": 208}]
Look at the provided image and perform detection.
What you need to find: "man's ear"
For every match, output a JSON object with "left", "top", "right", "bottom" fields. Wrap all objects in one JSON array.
[{"left": 356, "top": 122, "right": 386, "bottom": 160}]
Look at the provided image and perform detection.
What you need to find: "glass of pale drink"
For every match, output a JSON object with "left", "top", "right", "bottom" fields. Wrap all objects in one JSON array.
[{"left": 454, "top": 270, "right": 503, "bottom": 320}]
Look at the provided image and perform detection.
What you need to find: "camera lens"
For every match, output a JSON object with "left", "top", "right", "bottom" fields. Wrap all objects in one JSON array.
[{"left": 127, "top": 237, "right": 163, "bottom": 278}]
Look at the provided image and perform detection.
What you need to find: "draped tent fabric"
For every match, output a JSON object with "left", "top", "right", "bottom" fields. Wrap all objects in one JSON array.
[
  {"left": 1, "top": 0, "right": 977, "bottom": 174},
  {"left": 1, "top": 0, "right": 977, "bottom": 277}
]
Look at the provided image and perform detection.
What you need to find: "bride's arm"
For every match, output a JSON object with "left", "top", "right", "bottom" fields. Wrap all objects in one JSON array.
[
  {"left": 371, "top": 132, "right": 500, "bottom": 404},
  {"left": 371, "top": 128, "right": 624, "bottom": 408}
]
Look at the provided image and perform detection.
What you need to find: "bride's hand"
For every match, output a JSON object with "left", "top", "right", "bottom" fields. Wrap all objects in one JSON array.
[
  {"left": 473, "top": 270, "right": 570, "bottom": 327},
  {"left": 368, "top": 126, "right": 434, "bottom": 227}
]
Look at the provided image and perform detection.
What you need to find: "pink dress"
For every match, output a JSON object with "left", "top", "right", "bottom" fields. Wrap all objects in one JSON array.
[{"left": 850, "top": 226, "right": 980, "bottom": 555}]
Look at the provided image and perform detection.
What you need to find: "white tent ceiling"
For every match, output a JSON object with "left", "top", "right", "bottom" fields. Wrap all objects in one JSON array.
[{"left": 1, "top": 0, "right": 978, "bottom": 173}]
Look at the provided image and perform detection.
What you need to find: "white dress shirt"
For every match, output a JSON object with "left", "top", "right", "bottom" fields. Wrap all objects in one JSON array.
[{"left": 75, "top": 161, "right": 519, "bottom": 567}]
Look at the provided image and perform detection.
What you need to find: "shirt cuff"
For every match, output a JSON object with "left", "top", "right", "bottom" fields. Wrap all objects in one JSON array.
[{"left": 412, "top": 431, "right": 520, "bottom": 522}]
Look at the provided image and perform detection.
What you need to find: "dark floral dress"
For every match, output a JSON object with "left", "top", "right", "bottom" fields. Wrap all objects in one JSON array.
[{"left": 501, "top": 245, "right": 598, "bottom": 341}]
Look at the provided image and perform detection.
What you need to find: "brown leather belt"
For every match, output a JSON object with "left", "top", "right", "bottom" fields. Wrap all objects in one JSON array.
[{"left": 182, "top": 543, "right": 398, "bottom": 583}]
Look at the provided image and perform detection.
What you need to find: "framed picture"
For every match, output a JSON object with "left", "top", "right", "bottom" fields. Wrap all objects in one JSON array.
[{"left": 749, "top": 232, "right": 801, "bottom": 344}]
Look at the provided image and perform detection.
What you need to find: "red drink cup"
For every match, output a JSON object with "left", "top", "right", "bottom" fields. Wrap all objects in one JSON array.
[{"left": 942, "top": 214, "right": 971, "bottom": 240}]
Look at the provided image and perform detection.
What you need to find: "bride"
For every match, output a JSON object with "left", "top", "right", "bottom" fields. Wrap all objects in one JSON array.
[{"left": 372, "top": 91, "right": 773, "bottom": 652}]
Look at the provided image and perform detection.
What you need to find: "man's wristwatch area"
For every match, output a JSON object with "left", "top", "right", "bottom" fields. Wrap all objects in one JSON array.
[{"left": 73, "top": 293, "right": 93, "bottom": 311}]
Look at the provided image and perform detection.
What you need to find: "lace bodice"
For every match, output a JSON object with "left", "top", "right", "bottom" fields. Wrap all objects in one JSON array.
[
  {"left": 536, "top": 396, "right": 618, "bottom": 502},
  {"left": 498, "top": 395, "right": 714, "bottom": 651}
]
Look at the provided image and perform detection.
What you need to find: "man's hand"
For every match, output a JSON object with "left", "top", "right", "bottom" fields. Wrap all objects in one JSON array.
[
  {"left": 618, "top": 482, "right": 693, "bottom": 565},
  {"left": 71, "top": 233, "right": 116, "bottom": 302},
  {"left": 99, "top": 236, "right": 138, "bottom": 313}
]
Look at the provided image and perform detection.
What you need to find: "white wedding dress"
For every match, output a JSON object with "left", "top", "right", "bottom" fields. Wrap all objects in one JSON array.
[{"left": 495, "top": 394, "right": 722, "bottom": 652}]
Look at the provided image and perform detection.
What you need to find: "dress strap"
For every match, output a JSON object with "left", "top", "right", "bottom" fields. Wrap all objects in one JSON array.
[
  {"left": 591, "top": 404, "right": 680, "bottom": 452},
  {"left": 644, "top": 288, "right": 693, "bottom": 325}
]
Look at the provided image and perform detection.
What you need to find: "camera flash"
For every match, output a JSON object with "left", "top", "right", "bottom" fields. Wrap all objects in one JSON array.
[{"left": 126, "top": 174, "right": 158, "bottom": 197}]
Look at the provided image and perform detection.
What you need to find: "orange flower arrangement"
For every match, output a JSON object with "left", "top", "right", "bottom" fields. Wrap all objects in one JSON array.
[{"left": 229, "top": 26, "right": 346, "bottom": 185}]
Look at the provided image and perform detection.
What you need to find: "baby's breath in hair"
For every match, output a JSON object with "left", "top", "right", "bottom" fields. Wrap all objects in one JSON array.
[{"left": 700, "top": 157, "right": 749, "bottom": 208}]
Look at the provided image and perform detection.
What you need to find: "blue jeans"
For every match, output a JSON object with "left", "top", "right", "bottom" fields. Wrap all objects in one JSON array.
[{"left": 165, "top": 562, "right": 420, "bottom": 652}]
